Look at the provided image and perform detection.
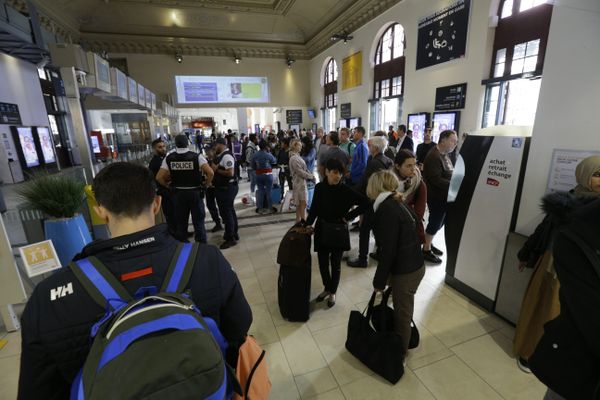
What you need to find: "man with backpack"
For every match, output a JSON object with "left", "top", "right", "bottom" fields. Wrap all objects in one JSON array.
[{"left": 18, "top": 162, "right": 253, "bottom": 400}]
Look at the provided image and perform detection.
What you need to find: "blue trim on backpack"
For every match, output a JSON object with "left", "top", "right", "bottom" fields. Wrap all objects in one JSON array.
[
  {"left": 165, "top": 242, "right": 193, "bottom": 293},
  {"left": 206, "top": 365, "right": 228, "bottom": 400},
  {"left": 97, "top": 313, "right": 204, "bottom": 371},
  {"left": 75, "top": 258, "right": 127, "bottom": 311},
  {"left": 70, "top": 369, "right": 84, "bottom": 400}
]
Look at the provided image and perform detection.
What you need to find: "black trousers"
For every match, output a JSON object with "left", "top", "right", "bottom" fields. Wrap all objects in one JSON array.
[
  {"left": 215, "top": 184, "right": 239, "bottom": 242},
  {"left": 357, "top": 207, "right": 374, "bottom": 262},
  {"left": 158, "top": 188, "right": 177, "bottom": 234},
  {"left": 317, "top": 250, "right": 344, "bottom": 294},
  {"left": 279, "top": 169, "right": 293, "bottom": 198},
  {"left": 205, "top": 187, "right": 222, "bottom": 226},
  {"left": 173, "top": 189, "right": 206, "bottom": 243}
]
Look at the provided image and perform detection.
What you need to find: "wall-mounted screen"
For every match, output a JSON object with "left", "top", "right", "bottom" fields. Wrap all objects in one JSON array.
[
  {"left": 407, "top": 112, "right": 431, "bottom": 145},
  {"left": 307, "top": 108, "right": 316, "bottom": 119},
  {"left": 16, "top": 127, "right": 40, "bottom": 167},
  {"left": 432, "top": 111, "right": 460, "bottom": 143},
  {"left": 91, "top": 136, "right": 101, "bottom": 154},
  {"left": 348, "top": 117, "right": 361, "bottom": 129},
  {"left": 175, "top": 76, "right": 270, "bottom": 104},
  {"left": 36, "top": 127, "right": 56, "bottom": 164},
  {"left": 339, "top": 119, "right": 347, "bottom": 129},
  {"left": 128, "top": 77, "right": 138, "bottom": 103}
]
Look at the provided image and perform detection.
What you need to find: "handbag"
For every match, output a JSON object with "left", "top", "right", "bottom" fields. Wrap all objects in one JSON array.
[
  {"left": 319, "top": 220, "right": 350, "bottom": 250},
  {"left": 345, "top": 292, "right": 405, "bottom": 384},
  {"left": 371, "top": 288, "right": 420, "bottom": 349}
]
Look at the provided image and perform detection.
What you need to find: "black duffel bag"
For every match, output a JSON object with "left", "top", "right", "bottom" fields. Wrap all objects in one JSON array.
[
  {"left": 345, "top": 292, "right": 405, "bottom": 384},
  {"left": 371, "top": 288, "right": 420, "bottom": 349},
  {"left": 319, "top": 220, "right": 350, "bottom": 250}
]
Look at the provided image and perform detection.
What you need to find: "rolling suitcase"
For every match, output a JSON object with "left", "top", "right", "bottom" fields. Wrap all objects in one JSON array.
[{"left": 277, "top": 223, "right": 312, "bottom": 322}]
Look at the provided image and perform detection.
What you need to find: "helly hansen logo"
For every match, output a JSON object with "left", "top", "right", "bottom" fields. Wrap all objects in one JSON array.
[
  {"left": 170, "top": 161, "right": 194, "bottom": 170},
  {"left": 50, "top": 283, "right": 73, "bottom": 301}
]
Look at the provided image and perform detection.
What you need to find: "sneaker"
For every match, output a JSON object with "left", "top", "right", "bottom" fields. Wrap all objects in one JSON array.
[
  {"left": 431, "top": 245, "right": 444, "bottom": 256},
  {"left": 423, "top": 251, "right": 442, "bottom": 264},
  {"left": 219, "top": 240, "right": 237, "bottom": 250},
  {"left": 316, "top": 291, "right": 329, "bottom": 302},
  {"left": 327, "top": 294, "right": 336, "bottom": 308},
  {"left": 517, "top": 357, "right": 531, "bottom": 374},
  {"left": 347, "top": 258, "right": 368, "bottom": 268},
  {"left": 210, "top": 224, "right": 223, "bottom": 233}
]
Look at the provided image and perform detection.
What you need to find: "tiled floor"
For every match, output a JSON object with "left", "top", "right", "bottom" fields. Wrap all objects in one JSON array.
[{"left": 0, "top": 178, "right": 547, "bottom": 399}]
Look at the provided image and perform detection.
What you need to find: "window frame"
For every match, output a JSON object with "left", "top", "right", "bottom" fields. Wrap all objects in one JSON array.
[
  {"left": 323, "top": 58, "right": 338, "bottom": 109},
  {"left": 374, "top": 23, "right": 405, "bottom": 66}
]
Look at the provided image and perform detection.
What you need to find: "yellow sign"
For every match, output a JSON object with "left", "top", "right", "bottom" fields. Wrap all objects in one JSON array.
[
  {"left": 19, "top": 240, "right": 61, "bottom": 277},
  {"left": 342, "top": 51, "right": 362, "bottom": 90}
]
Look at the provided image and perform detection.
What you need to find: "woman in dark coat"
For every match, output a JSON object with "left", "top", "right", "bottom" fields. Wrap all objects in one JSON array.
[
  {"left": 306, "top": 158, "right": 369, "bottom": 307},
  {"left": 393, "top": 150, "right": 427, "bottom": 244},
  {"left": 367, "top": 169, "right": 425, "bottom": 355}
]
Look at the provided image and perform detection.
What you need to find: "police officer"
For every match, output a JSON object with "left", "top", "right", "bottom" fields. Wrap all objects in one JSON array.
[
  {"left": 211, "top": 137, "right": 239, "bottom": 249},
  {"left": 156, "top": 134, "right": 213, "bottom": 243},
  {"left": 148, "top": 139, "right": 177, "bottom": 235}
]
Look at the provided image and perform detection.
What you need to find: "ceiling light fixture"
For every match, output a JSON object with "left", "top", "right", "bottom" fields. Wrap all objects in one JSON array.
[
  {"left": 286, "top": 56, "right": 296, "bottom": 68},
  {"left": 234, "top": 55, "right": 241, "bottom": 64},
  {"left": 175, "top": 51, "right": 183, "bottom": 63},
  {"left": 330, "top": 32, "right": 353, "bottom": 44}
]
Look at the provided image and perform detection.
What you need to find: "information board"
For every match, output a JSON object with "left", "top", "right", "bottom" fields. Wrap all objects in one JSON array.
[
  {"left": 435, "top": 83, "right": 467, "bottom": 110},
  {"left": 175, "top": 76, "right": 270, "bottom": 104},
  {"left": 286, "top": 109, "right": 303, "bottom": 124},
  {"left": 0, "top": 103, "right": 22, "bottom": 125},
  {"left": 546, "top": 149, "right": 600, "bottom": 193},
  {"left": 18, "top": 240, "right": 61, "bottom": 277},
  {"left": 341, "top": 103, "right": 352, "bottom": 119}
]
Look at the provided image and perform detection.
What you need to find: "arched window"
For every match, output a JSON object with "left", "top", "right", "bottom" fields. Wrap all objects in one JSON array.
[
  {"left": 323, "top": 58, "right": 338, "bottom": 108},
  {"left": 373, "top": 23, "right": 405, "bottom": 99},
  {"left": 374, "top": 23, "right": 405, "bottom": 65}
]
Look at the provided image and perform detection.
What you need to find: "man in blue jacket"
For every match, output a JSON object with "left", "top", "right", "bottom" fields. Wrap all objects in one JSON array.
[
  {"left": 18, "top": 162, "right": 252, "bottom": 400},
  {"left": 350, "top": 126, "right": 369, "bottom": 185}
]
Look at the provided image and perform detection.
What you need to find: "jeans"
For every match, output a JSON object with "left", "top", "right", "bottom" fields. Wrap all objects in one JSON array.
[
  {"left": 317, "top": 250, "right": 344, "bottom": 294},
  {"left": 215, "top": 184, "right": 239, "bottom": 242},
  {"left": 173, "top": 189, "right": 206, "bottom": 243},
  {"left": 205, "top": 187, "right": 221, "bottom": 226},
  {"left": 248, "top": 169, "right": 257, "bottom": 193},
  {"left": 390, "top": 265, "right": 425, "bottom": 354},
  {"left": 256, "top": 173, "right": 274, "bottom": 211}
]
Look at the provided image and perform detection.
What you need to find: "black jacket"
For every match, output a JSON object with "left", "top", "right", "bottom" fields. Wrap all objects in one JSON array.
[
  {"left": 18, "top": 225, "right": 252, "bottom": 400},
  {"left": 372, "top": 195, "right": 424, "bottom": 289},
  {"left": 354, "top": 153, "right": 393, "bottom": 195},
  {"left": 530, "top": 198, "right": 600, "bottom": 399}
]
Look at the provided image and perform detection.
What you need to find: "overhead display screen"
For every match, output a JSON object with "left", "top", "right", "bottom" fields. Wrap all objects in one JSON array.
[
  {"left": 36, "top": 127, "right": 56, "bottom": 164},
  {"left": 175, "top": 76, "right": 269, "bottom": 104}
]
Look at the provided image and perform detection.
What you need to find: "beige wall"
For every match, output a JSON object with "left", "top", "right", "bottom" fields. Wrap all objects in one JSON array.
[
  {"left": 112, "top": 53, "right": 311, "bottom": 108},
  {"left": 309, "top": 0, "right": 496, "bottom": 133}
]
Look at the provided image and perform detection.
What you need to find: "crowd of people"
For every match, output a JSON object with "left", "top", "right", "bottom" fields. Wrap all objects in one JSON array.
[{"left": 17, "top": 119, "right": 599, "bottom": 400}]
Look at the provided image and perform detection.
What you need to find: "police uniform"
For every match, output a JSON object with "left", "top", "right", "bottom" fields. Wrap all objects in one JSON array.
[
  {"left": 161, "top": 148, "right": 208, "bottom": 243},
  {"left": 149, "top": 154, "right": 177, "bottom": 234},
  {"left": 213, "top": 148, "right": 239, "bottom": 242}
]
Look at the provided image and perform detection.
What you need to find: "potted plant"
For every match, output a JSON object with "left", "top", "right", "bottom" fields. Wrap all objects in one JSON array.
[{"left": 18, "top": 173, "right": 92, "bottom": 267}]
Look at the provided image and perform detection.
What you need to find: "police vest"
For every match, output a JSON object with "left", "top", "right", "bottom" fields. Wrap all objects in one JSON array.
[
  {"left": 166, "top": 151, "right": 204, "bottom": 189},
  {"left": 214, "top": 150, "right": 237, "bottom": 187}
]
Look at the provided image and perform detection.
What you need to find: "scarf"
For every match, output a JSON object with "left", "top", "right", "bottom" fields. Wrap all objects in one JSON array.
[
  {"left": 373, "top": 191, "right": 394, "bottom": 212},
  {"left": 574, "top": 156, "right": 600, "bottom": 198}
]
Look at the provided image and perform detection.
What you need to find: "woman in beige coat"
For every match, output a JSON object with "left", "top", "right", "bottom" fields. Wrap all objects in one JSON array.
[{"left": 289, "top": 139, "right": 316, "bottom": 222}]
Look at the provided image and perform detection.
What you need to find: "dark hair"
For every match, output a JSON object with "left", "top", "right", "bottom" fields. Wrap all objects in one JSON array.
[
  {"left": 258, "top": 140, "right": 268, "bottom": 150},
  {"left": 354, "top": 126, "right": 366, "bottom": 136},
  {"left": 373, "top": 130, "right": 387, "bottom": 137},
  {"left": 93, "top": 162, "right": 156, "bottom": 217},
  {"left": 439, "top": 130, "right": 457, "bottom": 142},
  {"left": 249, "top": 134, "right": 257, "bottom": 143},
  {"left": 329, "top": 131, "right": 340, "bottom": 145},
  {"left": 151, "top": 138, "right": 164, "bottom": 148},
  {"left": 281, "top": 137, "right": 290, "bottom": 147},
  {"left": 398, "top": 125, "right": 407, "bottom": 133},
  {"left": 325, "top": 158, "right": 345, "bottom": 174},
  {"left": 300, "top": 135, "right": 314, "bottom": 156},
  {"left": 394, "top": 149, "right": 416, "bottom": 166}
]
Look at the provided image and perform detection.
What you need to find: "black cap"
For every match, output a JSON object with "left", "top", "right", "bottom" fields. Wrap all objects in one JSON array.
[
  {"left": 214, "top": 137, "right": 227, "bottom": 145},
  {"left": 174, "top": 134, "right": 189, "bottom": 148}
]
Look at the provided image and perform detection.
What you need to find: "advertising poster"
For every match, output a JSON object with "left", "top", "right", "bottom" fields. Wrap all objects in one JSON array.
[
  {"left": 175, "top": 76, "right": 270, "bottom": 104},
  {"left": 546, "top": 149, "right": 600, "bottom": 193},
  {"left": 416, "top": 0, "right": 471, "bottom": 70},
  {"left": 90, "top": 136, "right": 101, "bottom": 154},
  {"left": 17, "top": 127, "right": 40, "bottom": 167},
  {"left": 408, "top": 113, "right": 429, "bottom": 144},
  {"left": 37, "top": 127, "right": 56, "bottom": 164},
  {"left": 432, "top": 112, "right": 459, "bottom": 143},
  {"left": 342, "top": 52, "right": 362, "bottom": 90}
]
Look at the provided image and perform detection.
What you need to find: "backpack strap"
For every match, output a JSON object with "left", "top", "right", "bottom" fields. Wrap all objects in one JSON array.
[
  {"left": 160, "top": 242, "right": 199, "bottom": 293},
  {"left": 70, "top": 257, "right": 133, "bottom": 311}
]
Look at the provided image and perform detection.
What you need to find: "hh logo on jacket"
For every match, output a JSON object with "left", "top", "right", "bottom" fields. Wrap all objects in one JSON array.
[{"left": 50, "top": 283, "right": 73, "bottom": 301}]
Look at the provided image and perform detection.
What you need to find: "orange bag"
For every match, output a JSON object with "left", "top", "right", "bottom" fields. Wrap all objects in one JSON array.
[{"left": 233, "top": 336, "right": 271, "bottom": 400}]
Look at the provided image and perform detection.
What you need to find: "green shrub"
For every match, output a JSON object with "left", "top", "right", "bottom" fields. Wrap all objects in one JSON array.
[{"left": 17, "top": 173, "right": 85, "bottom": 219}]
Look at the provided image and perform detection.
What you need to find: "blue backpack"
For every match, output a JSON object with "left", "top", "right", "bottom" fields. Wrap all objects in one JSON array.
[{"left": 69, "top": 242, "right": 235, "bottom": 400}]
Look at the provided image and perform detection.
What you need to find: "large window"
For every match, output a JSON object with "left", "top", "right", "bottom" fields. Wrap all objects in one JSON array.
[
  {"left": 500, "top": 0, "right": 548, "bottom": 19},
  {"left": 510, "top": 39, "right": 540, "bottom": 75},
  {"left": 323, "top": 58, "right": 338, "bottom": 108},
  {"left": 373, "top": 23, "right": 406, "bottom": 99},
  {"left": 375, "top": 24, "right": 404, "bottom": 65}
]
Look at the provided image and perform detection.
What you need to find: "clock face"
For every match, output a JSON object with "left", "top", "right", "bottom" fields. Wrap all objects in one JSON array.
[{"left": 417, "top": 0, "right": 471, "bottom": 70}]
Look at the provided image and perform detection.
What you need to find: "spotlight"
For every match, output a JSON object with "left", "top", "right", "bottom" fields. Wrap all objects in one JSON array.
[
  {"left": 234, "top": 56, "right": 241, "bottom": 64},
  {"left": 175, "top": 52, "right": 183, "bottom": 63},
  {"left": 286, "top": 56, "right": 295, "bottom": 68}
]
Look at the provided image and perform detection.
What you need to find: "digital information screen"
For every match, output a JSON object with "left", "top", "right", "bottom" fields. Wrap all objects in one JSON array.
[
  {"left": 432, "top": 112, "right": 458, "bottom": 143},
  {"left": 37, "top": 127, "right": 56, "bottom": 164},
  {"left": 175, "top": 76, "right": 269, "bottom": 104},
  {"left": 408, "top": 113, "right": 429, "bottom": 143},
  {"left": 17, "top": 127, "right": 40, "bottom": 167}
]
